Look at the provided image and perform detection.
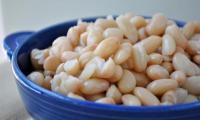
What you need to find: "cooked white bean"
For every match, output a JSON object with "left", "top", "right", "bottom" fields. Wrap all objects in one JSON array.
[
  {"left": 49, "top": 36, "right": 73, "bottom": 58},
  {"left": 161, "top": 88, "right": 188, "bottom": 104},
  {"left": 146, "top": 65, "right": 169, "bottom": 80},
  {"left": 173, "top": 53, "right": 200, "bottom": 76},
  {"left": 108, "top": 65, "right": 123, "bottom": 83},
  {"left": 182, "top": 22, "right": 196, "bottom": 39},
  {"left": 79, "top": 63, "right": 96, "bottom": 80},
  {"left": 170, "top": 71, "right": 186, "bottom": 86},
  {"left": 139, "top": 36, "right": 162, "bottom": 54},
  {"left": 130, "top": 16, "right": 147, "bottom": 29},
  {"left": 175, "top": 88, "right": 188, "bottom": 103},
  {"left": 95, "top": 97, "right": 115, "bottom": 104},
  {"left": 122, "top": 94, "right": 141, "bottom": 106},
  {"left": 51, "top": 72, "right": 82, "bottom": 95},
  {"left": 94, "top": 37, "right": 120, "bottom": 59},
  {"left": 147, "top": 79, "right": 178, "bottom": 96},
  {"left": 165, "top": 25, "right": 188, "bottom": 49},
  {"left": 80, "top": 32, "right": 88, "bottom": 46},
  {"left": 67, "top": 26, "right": 81, "bottom": 47},
  {"left": 114, "top": 43, "right": 132, "bottom": 64},
  {"left": 124, "top": 55, "right": 135, "bottom": 69},
  {"left": 116, "top": 15, "right": 138, "bottom": 43},
  {"left": 86, "top": 93, "right": 105, "bottom": 101},
  {"left": 161, "top": 90, "right": 177, "bottom": 104},
  {"left": 184, "top": 94, "right": 198, "bottom": 103},
  {"left": 103, "top": 28, "right": 123, "bottom": 40},
  {"left": 134, "top": 87, "right": 160, "bottom": 106},
  {"left": 132, "top": 71, "right": 150, "bottom": 87},
  {"left": 100, "top": 58, "right": 116, "bottom": 78},
  {"left": 132, "top": 44, "right": 148, "bottom": 72},
  {"left": 80, "top": 78, "right": 109, "bottom": 95},
  {"left": 193, "top": 55, "right": 200, "bottom": 65},
  {"left": 79, "top": 51, "right": 95, "bottom": 68},
  {"left": 31, "top": 49, "right": 49, "bottom": 70},
  {"left": 138, "top": 27, "right": 148, "bottom": 40},
  {"left": 186, "top": 41, "right": 200, "bottom": 55},
  {"left": 61, "top": 51, "right": 79, "bottom": 62},
  {"left": 146, "top": 13, "right": 168, "bottom": 35},
  {"left": 95, "top": 18, "right": 117, "bottom": 30},
  {"left": 28, "top": 71, "right": 44, "bottom": 86},
  {"left": 162, "top": 34, "right": 176, "bottom": 55},
  {"left": 43, "top": 56, "right": 61, "bottom": 72},
  {"left": 183, "top": 76, "right": 200, "bottom": 95},
  {"left": 87, "top": 26, "right": 103, "bottom": 46},
  {"left": 148, "top": 53, "right": 163, "bottom": 65},
  {"left": 56, "top": 63, "right": 64, "bottom": 74},
  {"left": 77, "top": 19, "right": 88, "bottom": 33},
  {"left": 64, "top": 59, "right": 80, "bottom": 76},
  {"left": 118, "top": 70, "right": 136, "bottom": 94},
  {"left": 106, "top": 85, "right": 122, "bottom": 104}
]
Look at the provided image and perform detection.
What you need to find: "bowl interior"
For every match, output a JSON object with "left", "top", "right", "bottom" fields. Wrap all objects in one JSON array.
[
  {"left": 17, "top": 16, "right": 185, "bottom": 75},
  {"left": 14, "top": 16, "right": 200, "bottom": 114}
]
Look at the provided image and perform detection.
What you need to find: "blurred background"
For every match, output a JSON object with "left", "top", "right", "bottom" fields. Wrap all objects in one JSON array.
[
  {"left": 1, "top": 0, "right": 200, "bottom": 62},
  {"left": 0, "top": 0, "right": 200, "bottom": 119}
]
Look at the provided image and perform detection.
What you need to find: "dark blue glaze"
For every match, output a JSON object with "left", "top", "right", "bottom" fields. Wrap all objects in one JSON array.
[{"left": 3, "top": 16, "right": 200, "bottom": 120}]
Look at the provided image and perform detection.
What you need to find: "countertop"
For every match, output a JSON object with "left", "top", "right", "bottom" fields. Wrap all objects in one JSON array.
[{"left": 0, "top": 60, "right": 32, "bottom": 120}]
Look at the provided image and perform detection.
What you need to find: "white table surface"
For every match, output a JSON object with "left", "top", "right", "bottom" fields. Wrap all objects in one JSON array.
[{"left": 0, "top": 60, "right": 32, "bottom": 120}]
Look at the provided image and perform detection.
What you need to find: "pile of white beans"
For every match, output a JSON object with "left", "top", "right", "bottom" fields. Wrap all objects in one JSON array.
[{"left": 28, "top": 13, "right": 200, "bottom": 106}]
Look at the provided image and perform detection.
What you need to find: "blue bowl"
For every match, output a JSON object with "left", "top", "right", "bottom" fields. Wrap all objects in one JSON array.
[{"left": 3, "top": 16, "right": 200, "bottom": 120}]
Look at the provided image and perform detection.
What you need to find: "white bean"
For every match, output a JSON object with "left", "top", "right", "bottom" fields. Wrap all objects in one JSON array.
[
  {"left": 80, "top": 78, "right": 109, "bottom": 95},
  {"left": 94, "top": 37, "right": 120, "bottom": 59},
  {"left": 147, "top": 79, "right": 178, "bottom": 96},
  {"left": 64, "top": 59, "right": 80, "bottom": 76},
  {"left": 106, "top": 85, "right": 122, "bottom": 104},
  {"left": 103, "top": 28, "right": 123, "bottom": 40},
  {"left": 134, "top": 87, "right": 160, "bottom": 106},
  {"left": 146, "top": 13, "right": 168, "bottom": 35},
  {"left": 95, "top": 97, "right": 115, "bottom": 104},
  {"left": 162, "top": 34, "right": 176, "bottom": 56},
  {"left": 170, "top": 71, "right": 186, "bottom": 86},
  {"left": 183, "top": 76, "right": 200, "bottom": 95},
  {"left": 28, "top": 71, "right": 44, "bottom": 86},
  {"left": 166, "top": 25, "right": 188, "bottom": 49},
  {"left": 184, "top": 94, "right": 198, "bottom": 103},
  {"left": 182, "top": 22, "right": 196, "bottom": 39},
  {"left": 114, "top": 43, "right": 132, "bottom": 64},
  {"left": 122, "top": 94, "right": 141, "bottom": 106},
  {"left": 118, "top": 70, "right": 136, "bottom": 94},
  {"left": 146, "top": 65, "right": 169, "bottom": 80},
  {"left": 173, "top": 53, "right": 200, "bottom": 76},
  {"left": 130, "top": 16, "right": 147, "bottom": 29},
  {"left": 139, "top": 36, "right": 162, "bottom": 54},
  {"left": 116, "top": 15, "right": 138, "bottom": 43},
  {"left": 132, "top": 44, "right": 148, "bottom": 72}
]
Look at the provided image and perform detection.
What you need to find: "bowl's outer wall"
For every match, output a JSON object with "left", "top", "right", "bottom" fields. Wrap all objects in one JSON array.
[{"left": 7, "top": 17, "right": 200, "bottom": 120}]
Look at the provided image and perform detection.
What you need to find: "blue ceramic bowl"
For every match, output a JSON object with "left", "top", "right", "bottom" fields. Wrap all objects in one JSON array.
[{"left": 3, "top": 16, "right": 200, "bottom": 120}]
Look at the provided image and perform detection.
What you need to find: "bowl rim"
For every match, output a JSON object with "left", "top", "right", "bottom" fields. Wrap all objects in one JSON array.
[{"left": 11, "top": 15, "right": 200, "bottom": 113}]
